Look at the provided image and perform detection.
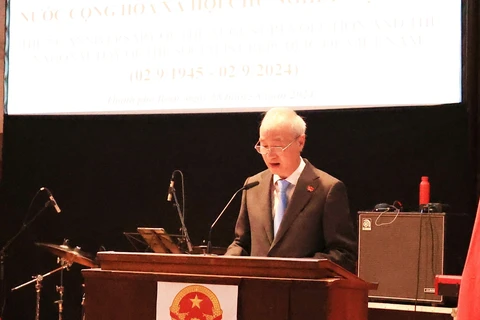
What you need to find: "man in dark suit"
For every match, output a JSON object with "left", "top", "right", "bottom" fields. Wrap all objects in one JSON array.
[{"left": 225, "top": 108, "right": 357, "bottom": 273}]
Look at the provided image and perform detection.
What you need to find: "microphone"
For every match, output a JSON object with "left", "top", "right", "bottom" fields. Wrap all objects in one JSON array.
[
  {"left": 166, "top": 178, "right": 174, "bottom": 202},
  {"left": 206, "top": 181, "right": 259, "bottom": 254},
  {"left": 40, "top": 187, "right": 62, "bottom": 213}
]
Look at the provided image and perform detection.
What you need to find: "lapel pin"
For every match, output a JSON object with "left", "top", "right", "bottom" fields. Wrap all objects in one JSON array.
[{"left": 307, "top": 185, "right": 314, "bottom": 192}]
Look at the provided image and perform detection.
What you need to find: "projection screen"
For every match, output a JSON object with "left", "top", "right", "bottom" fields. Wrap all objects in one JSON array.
[{"left": 4, "top": 0, "right": 462, "bottom": 115}]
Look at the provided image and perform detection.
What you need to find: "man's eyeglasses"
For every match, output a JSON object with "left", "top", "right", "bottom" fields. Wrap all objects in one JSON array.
[{"left": 254, "top": 138, "right": 297, "bottom": 155}]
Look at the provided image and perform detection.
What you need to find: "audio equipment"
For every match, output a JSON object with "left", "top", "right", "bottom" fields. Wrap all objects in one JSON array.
[{"left": 358, "top": 212, "right": 446, "bottom": 303}]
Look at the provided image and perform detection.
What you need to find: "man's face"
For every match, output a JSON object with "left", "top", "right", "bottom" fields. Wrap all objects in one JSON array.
[{"left": 258, "top": 127, "right": 305, "bottom": 179}]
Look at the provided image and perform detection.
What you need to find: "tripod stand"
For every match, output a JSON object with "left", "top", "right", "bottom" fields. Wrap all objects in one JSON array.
[{"left": 11, "top": 262, "right": 69, "bottom": 320}]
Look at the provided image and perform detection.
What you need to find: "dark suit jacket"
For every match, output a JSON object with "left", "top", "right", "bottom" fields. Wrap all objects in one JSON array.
[{"left": 225, "top": 159, "right": 358, "bottom": 273}]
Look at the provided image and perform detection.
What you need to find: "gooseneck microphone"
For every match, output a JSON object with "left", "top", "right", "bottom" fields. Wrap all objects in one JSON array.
[
  {"left": 206, "top": 181, "right": 260, "bottom": 254},
  {"left": 40, "top": 187, "right": 62, "bottom": 213},
  {"left": 166, "top": 170, "right": 193, "bottom": 253},
  {"left": 166, "top": 176, "right": 175, "bottom": 202}
]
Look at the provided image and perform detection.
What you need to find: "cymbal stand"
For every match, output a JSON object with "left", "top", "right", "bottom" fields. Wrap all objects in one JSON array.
[
  {"left": 54, "top": 258, "right": 67, "bottom": 320},
  {"left": 81, "top": 284, "right": 86, "bottom": 320},
  {"left": 11, "top": 264, "right": 68, "bottom": 320},
  {"left": 31, "top": 274, "right": 43, "bottom": 320}
]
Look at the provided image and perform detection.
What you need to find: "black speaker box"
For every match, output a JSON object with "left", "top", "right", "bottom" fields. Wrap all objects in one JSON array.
[{"left": 357, "top": 212, "right": 470, "bottom": 304}]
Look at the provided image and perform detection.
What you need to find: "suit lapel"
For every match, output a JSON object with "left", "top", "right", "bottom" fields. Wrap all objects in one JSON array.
[
  {"left": 254, "top": 171, "right": 275, "bottom": 244},
  {"left": 270, "top": 161, "right": 319, "bottom": 248}
]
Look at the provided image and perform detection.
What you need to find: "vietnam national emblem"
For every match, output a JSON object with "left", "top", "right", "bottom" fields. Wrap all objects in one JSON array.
[{"left": 169, "top": 285, "right": 223, "bottom": 320}]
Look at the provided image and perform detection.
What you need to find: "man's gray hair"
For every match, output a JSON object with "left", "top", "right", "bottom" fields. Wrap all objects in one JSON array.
[{"left": 260, "top": 107, "right": 306, "bottom": 137}]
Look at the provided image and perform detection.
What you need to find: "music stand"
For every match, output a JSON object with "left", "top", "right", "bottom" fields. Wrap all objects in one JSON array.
[
  {"left": 123, "top": 232, "right": 150, "bottom": 252},
  {"left": 136, "top": 227, "right": 183, "bottom": 254}
]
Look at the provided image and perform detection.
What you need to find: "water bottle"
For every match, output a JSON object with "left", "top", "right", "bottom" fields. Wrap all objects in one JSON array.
[{"left": 419, "top": 176, "right": 430, "bottom": 207}]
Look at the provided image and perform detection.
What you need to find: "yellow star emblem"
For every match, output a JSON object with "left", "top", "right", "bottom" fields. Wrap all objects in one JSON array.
[{"left": 190, "top": 294, "right": 203, "bottom": 309}]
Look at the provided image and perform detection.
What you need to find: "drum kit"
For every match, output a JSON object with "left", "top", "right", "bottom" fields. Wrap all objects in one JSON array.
[{"left": 10, "top": 240, "right": 98, "bottom": 320}]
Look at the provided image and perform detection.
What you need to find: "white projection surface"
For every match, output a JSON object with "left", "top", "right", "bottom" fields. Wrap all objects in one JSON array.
[{"left": 5, "top": 0, "right": 462, "bottom": 115}]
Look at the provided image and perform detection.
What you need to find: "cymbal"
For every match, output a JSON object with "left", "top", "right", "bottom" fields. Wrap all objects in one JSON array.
[{"left": 36, "top": 242, "right": 98, "bottom": 268}]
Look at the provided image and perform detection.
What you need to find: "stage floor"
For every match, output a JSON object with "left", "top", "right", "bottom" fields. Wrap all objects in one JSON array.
[{"left": 369, "top": 302, "right": 456, "bottom": 320}]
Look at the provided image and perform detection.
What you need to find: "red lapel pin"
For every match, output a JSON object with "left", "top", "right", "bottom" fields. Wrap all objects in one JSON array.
[{"left": 307, "top": 185, "right": 314, "bottom": 192}]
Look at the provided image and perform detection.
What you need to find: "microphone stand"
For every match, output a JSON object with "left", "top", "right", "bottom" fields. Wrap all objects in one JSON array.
[
  {"left": 0, "top": 205, "right": 48, "bottom": 317},
  {"left": 206, "top": 181, "right": 259, "bottom": 255},
  {"left": 206, "top": 192, "right": 239, "bottom": 255},
  {"left": 171, "top": 187, "right": 193, "bottom": 253}
]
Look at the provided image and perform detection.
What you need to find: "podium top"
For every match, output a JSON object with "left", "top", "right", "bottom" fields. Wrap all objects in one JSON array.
[{"left": 96, "top": 251, "right": 372, "bottom": 287}]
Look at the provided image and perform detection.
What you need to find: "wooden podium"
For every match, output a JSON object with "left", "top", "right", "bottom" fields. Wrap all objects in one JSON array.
[{"left": 82, "top": 252, "right": 376, "bottom": 320}]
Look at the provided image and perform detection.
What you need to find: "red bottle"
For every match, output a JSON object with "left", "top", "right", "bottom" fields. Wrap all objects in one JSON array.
[{"left": 419, "top": 176, "right": 430, "bottom": 205}]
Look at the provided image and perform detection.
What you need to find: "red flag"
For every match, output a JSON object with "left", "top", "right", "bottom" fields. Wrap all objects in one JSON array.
[{"left": 457, "top": 199, "right": 480, "bottom": 319}]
